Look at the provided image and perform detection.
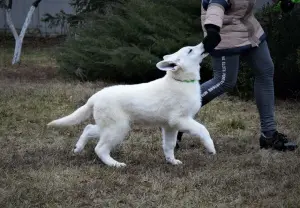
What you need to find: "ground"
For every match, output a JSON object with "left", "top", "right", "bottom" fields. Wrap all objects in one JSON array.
[{"left": 1, "top": 38, "right": 300, "bottom": 208}]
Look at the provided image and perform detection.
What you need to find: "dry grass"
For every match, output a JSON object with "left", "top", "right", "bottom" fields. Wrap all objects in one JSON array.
[{"left": 1, "top": 39, "right": 300, "bottom": 208}]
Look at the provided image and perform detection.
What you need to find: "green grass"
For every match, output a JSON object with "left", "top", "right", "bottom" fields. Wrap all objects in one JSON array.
[
  {"left": 1, "top": 39, "right": 300, "bottom": 207},
  {"left": 0, "top": 38, "right": 58, "bottom": 67}
]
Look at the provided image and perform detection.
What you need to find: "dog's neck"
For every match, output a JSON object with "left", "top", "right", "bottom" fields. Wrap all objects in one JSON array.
[{"left": 166, "top": 69, "right": 200, "bottom": 83}]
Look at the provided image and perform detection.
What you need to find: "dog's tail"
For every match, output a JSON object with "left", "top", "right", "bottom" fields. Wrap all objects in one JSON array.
[{"left": 47, "top": 100, "right": 93, "bottom": 127}]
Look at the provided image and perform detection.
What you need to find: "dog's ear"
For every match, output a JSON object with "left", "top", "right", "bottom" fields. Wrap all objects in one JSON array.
[
  {"left": 163, "top": 50, "right": 180, "bottom": 60},
  {"left": 156, "top": 59, "right": 180, "bottom": 71},
  {"left": 163, "top": 55, "right": 171, "bottom": 60},
  {"left": 158, "top": 51, "right": 182, "bottom": 71}
]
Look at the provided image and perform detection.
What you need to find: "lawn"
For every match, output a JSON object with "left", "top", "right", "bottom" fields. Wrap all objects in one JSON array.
[{"left": 1, "top": 38, "right": 300, "bottom": 208}]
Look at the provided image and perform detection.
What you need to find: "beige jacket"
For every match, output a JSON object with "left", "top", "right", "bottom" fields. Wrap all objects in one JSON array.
[{"left": 201, "top": 0, "right": 266, "bottom": 56}]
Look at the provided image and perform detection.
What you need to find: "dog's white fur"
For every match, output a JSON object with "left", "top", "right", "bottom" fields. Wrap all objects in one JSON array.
[{"left": 47, "top": 43, "right": 216, "bottom": 167}]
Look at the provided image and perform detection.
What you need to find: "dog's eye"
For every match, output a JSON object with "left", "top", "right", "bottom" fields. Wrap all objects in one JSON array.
[{"left": 188, "top": 49, "right": 193, "bottom": 54}]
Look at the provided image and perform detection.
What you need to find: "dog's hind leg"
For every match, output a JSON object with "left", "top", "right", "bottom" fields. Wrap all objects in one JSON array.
[
  {"left": 178, "top": 118, "right": 216, "bottom": 154},
  {"left": 162, "top": 127, "right": 182, "bottom": 165},
  {"left": 74, "top": 124, "right": 100, "bottom": 153},
  {"left": 94, "top": 121, "right": 130, "bottom": 168}
]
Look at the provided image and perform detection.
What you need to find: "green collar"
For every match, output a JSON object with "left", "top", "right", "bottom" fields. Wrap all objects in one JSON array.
[
  {"left": 182, "top": 79, "right": 197, "bottom": 83},
  {"left": 174, "top": 78, "right": 197, "bottom": 83}
]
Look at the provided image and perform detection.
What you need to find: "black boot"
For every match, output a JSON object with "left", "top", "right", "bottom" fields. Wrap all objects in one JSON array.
[
  {"left": 176, "top": 131, "right": 184, "bottom": 149},
  {"left": 260, "top": 131, "right": 298, "bottom": 151}
]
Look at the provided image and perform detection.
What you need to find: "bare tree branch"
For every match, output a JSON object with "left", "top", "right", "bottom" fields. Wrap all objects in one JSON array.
[
  {"left": 5, "top": 9, "right": 18, "bottom": 40},
  {"left": 0, "top": 0, "right": 13, "bottom": 9},
  {"left": 8, "top": 0, "right": 12, "bottom": 9},
  {"left": 32, "top": 0, "right": 42, "bottom": 8},
  {"left": 3, "top": 0, "right": 43, "bottom": 64},
  {"left": 5, "top": 0, "right": 18, "bottom": 40}
]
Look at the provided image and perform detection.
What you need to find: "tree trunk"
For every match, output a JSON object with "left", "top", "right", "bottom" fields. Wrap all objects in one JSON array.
[{"left": 5, "top": 0, "right": 43, "bottom": 65}]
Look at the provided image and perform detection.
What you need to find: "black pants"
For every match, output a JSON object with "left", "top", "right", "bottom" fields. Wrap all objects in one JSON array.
[{"left": 201, "top": 41, "right": 276, "bottom": 133}]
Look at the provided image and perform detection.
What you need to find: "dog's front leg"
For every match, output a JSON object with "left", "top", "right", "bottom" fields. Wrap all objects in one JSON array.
[
  {"left": 178, "top": 118, "right": 216, "bottom": 155},
  {"left": 162, "top": 127, "right": 182, "bottom": 165}
]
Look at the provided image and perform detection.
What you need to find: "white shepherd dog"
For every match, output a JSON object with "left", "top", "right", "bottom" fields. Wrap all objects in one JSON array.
[{"left": 48, "top": 42, "right": 216, "bottom": 167}]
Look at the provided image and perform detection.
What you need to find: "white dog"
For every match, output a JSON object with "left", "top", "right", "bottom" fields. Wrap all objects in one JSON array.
[{"left": 47, "top": 42, "right": 216, "bottom": 167}]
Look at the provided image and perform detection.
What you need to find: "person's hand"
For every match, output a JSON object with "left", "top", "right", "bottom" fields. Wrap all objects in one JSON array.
[
  {"left": 280, "top": 0, "right": 295, "bottom": 13},
  {"left": 203, "top": 24, "right": 221, "bottom": 53}
]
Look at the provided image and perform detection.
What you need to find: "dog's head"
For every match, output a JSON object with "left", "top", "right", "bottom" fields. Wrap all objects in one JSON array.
[{"left": 156, "top": 43, "right": 208, "bottom": 75}]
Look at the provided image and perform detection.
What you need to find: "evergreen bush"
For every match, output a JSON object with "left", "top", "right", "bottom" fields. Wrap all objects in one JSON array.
[
  {"left": 55, "top": 0, "right": 213, "bottom": 83},
  {"left": 232, "top": 4, "right": 300, "bottom": 100},
  {"left": 55, "top": 1, "right": 300, "bottom": 100}
]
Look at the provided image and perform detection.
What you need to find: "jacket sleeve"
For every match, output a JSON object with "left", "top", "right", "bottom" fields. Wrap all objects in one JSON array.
[{"left": 202, "top": 0, "right": 231, "bottom": 28}]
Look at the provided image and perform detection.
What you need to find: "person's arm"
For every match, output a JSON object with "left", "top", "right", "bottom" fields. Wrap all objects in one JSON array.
[
  {"left": 203, "top": 0, "right": 230, "bottom": 29},
  {"left": 202, "top": 24, "right": 221, "bottom": 53},
  {"left": 202, "top": 0, "right": 231, "bottom": 53}
]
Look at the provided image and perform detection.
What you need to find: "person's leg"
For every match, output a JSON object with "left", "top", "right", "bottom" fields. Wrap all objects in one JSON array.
[
  {"left": 201, "top": 55, "right": 240, "bottom": 106},
  {"left": 244, "top": 41, "right": 276, "bottom": 135},
  {"left": 176, "top": 55, "right": 240, "bottom": 147},
  {"left": 245, "top": 41, "right": 297, "bottom": 151}
]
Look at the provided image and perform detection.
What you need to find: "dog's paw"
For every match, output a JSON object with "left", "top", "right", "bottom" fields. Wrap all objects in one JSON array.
[
  {"left": 168, "top": 159, "right": 183, "bottom": 165},
  {"left": 113, "top": 162, "right": 127, "bottom": 168},
  {"left": 73, "top": 145, "right": 83, "bottom": 153},
  {"left": 206, "top": 149, "right": 216, "bottom": 155}
]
